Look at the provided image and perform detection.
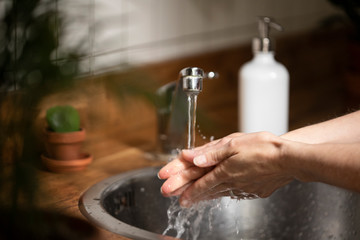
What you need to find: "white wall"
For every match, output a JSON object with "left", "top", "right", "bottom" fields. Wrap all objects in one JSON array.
[{"left": 59, "top": 0, "right": 340, "bottom": 74}]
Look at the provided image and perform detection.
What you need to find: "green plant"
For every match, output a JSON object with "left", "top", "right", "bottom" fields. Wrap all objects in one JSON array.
[
  {"left": 0, "top": 0, "right": 82, "bottom": 235},
  {"left": 46, "top": 105, "right": 80, "bottom": 133},
  {"left": 0, "top": 0, "right": 158, "bottom": 238}
]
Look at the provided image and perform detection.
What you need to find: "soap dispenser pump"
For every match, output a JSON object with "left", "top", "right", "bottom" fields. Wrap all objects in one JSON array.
[{"left": 239, "top": 16, "right": 289, "bottom": 135}]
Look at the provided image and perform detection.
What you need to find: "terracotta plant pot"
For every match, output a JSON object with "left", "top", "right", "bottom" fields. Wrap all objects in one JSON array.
[
  {"left": 41, "top": 153, "right": 92, "bottom": 173},
  {"left": 44, "top": 128, "right": 86, "bottom": 160}
]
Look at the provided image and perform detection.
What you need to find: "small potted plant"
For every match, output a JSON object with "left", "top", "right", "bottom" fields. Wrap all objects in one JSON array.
[{"left": 41, "top": 105, "right": 92, "bottom": 173}]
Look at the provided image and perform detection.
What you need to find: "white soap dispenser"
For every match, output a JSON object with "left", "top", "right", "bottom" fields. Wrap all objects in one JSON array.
[{"left": 239, "top": 16, "right": 289, "bottom": 135}]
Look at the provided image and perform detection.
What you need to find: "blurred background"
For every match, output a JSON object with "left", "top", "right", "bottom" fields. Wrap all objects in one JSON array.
[
  {"left": 0, "top": 0, "right": 343, "bottom": 79},
  {"left": 1, "top": 0, "right": 352, "bottom": 140},
  {"left": 33, "top": 0, "right": 340, "bottom": 75},
  {"left": 0, "top": 0, "right": 359, "bottom": 238}
]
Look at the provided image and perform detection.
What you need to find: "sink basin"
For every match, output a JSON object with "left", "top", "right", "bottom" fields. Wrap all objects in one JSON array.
[{"left": 79, "top": 166, "right": 360, "bottom": 240}]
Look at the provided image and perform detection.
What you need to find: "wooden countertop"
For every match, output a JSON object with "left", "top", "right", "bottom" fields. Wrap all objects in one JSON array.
[{"left": 37, "top": 137, "right": 165, "bottom": 240}]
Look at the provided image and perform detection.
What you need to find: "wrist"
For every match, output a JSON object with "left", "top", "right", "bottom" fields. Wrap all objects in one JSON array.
[{"left": 280, "top": 139, "right": 315, "bottom": 183}]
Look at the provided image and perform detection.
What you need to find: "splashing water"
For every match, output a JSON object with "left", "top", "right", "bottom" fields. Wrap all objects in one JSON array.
[
  {"left": 162, "top": 91, "right": 224, "bottom": 239},
  {"left": 197, "top": 124, "right": 215, "bottom": 142},
  {"left": 162, "top": 197, "right": 221, "bottom": 240},
  {"left": 162, "top": 92, "right": 224, "bottom": 239}
]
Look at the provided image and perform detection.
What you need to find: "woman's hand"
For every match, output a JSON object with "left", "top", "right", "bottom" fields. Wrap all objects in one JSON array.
[
  {"left": 159, "top": 132, "right": 294, "bottom": 207},
  {"left": 159, "top": 111, "right": 360, "bottom": 207},
  {"left": 158, "top": 133, "right": 244, "bottom": 197}
]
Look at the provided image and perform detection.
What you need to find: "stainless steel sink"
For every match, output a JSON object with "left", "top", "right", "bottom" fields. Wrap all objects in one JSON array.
[{"left": 79, "top": 166, "right": 360, "bottom": 240}]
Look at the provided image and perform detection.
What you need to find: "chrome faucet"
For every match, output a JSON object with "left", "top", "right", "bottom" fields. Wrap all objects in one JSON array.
[{"left": 156, "top": 67, "right": 217, "bottom": 155}]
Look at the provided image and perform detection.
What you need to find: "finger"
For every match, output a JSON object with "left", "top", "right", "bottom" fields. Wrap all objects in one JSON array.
[
  {"left": 160, "top": 166, "right": 211, "bottom": 196},
  {"left": 181, "top": 133, "right": 245, "bottom": 163},
  {"left": 170, "top": 181, "right": 194, "bottom": 196},
  {"left": 195, "top": 132, "right": 244, "bottom": 151},
  {"left": 179, "top": 167, "right": 227, "bottom": 207},
  {"left": 193, "top": 143, "right": 235, "bottom": 167},
  {"left": 186, "top": 185, "right": 232, "bottom": 205},
  {"left": 180, "top": 140, "right": 221, "bottom": 162},
  {"left": 158, "top": 158, "right": 193, "bottom": 179},
  {"left": 193, "top": 189, "right": 246, "bottom": 203},
  {"left": 161, "top": 140, "right": 219, "bottom": 169}
]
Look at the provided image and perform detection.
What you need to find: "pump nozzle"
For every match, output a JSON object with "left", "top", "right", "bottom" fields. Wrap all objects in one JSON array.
[{"left": 253, "top": 16, "right": 283, "bottom": 53}]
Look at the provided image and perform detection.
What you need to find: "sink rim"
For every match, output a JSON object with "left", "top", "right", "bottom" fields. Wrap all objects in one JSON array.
[
  {"left": 79, "top": 166, "right": 360, "bottom": 240},
  {"left": 79, "top": 166, "right": 179, "bottom": 240}
]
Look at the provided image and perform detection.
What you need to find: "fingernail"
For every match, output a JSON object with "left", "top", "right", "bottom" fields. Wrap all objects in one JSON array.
[
  {"left": 181, "top": 149, "right": 192, "bottom": 155},
  {"left": 194, "top": 155, "right": 207, "bottom": 166},
  {"left": 160, "top": 187, "right": 169, "bottom": 197}
]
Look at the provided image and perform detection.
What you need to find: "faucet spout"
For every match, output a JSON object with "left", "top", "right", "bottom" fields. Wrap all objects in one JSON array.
[
  {"left": 181, "top": 67, "right": 203, "bottom": 94},
  {"left": 156, "top": 67, "right": 217, "bottom": 156}
]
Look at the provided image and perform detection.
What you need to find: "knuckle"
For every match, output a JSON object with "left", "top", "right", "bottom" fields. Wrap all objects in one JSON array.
[
  {"left": 218, "top": 137, "right": 229, "bottom": 145},
  {"left": 227, "top": 138, "right": 236, "bottom": 149},
  {"left": 213, "top": 164, "right": 229, "bottom": 180},
  {"left": 210, "top": 150, "right": 227, "bottom": 166},
  {"left": 227, "top": 133, "right": 240, "bottom": 138},
  {"left": 227, "top": 138, "right": 240, "bottom": 152}
]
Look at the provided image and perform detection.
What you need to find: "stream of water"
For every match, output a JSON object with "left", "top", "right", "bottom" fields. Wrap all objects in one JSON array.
[
  {"left": 162, "top": 92, "right": 221, "bottom": 240},
  {"left": 186, "top": 94, "right": 197, "bottom": 149}
]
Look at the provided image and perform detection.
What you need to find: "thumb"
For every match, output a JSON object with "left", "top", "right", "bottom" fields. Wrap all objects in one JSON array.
[{"left": 193, "top": 146, "right": 231, "bottom": 167}]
